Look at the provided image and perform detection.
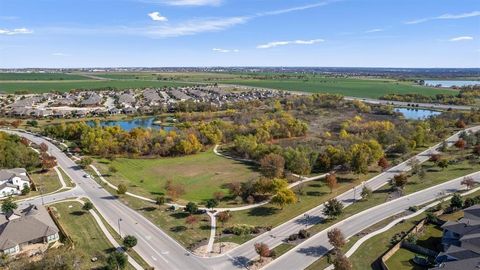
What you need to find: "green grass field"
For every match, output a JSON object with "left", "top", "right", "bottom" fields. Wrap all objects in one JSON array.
[
  {"left": 0, "top": 72, "right": 90, "bottom": 81},
  {"left": 226, "top": 171, "right": 379, "bottom": 229},
  {"left": 13, "top": 169, "right": 63, "bottom": 201},
  {"left": 94, "top": 149, "right": 259, "bottom": 203},
  {"left": 220, "top": 77, "right": 456, "bottom": 98},
  {"left": 404, "top": 148, "right": 480, "bottom": 195},
  {"left": 93, "top": 72, "right": 239, "bottom": 81},
  {"left": 0, "top": 71, "right": 457, "bottom": 99},
  {"left": 51, "top": 201, "right": 135, "bottom": 270},
  {"left": 0, "top": 80, "right": 193, "bottom": 93}
]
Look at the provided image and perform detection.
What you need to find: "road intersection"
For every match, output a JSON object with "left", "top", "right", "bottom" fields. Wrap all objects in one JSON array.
[{"left": 5, "top": 126, "right": 480, "bottom": 270}]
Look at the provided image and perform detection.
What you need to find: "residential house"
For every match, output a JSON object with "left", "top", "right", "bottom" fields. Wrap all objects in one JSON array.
[
  {"left": 0, "top": 204, "right": 60, "bottom": 255},
  {"left": 0, "top": 168, "right": 30, "bottom": 198},
  {"left": 80, "top": 93, "right": 102, "bottom": 107},
  {"left": 432, "top": 205, "right": 480, "bottom": 269}
]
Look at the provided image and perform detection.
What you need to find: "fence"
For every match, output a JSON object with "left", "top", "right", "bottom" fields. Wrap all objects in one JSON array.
[
  {"left": 378, "top": 209, "right": 444, "bottom": 270},
  {"left": 47, "top": 206, "right": 75, "bottom": 250}
]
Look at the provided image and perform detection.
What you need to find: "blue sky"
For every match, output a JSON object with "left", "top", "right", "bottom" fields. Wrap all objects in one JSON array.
[{"left": 0, "top": 0, "right": 479, "bottom": 68}]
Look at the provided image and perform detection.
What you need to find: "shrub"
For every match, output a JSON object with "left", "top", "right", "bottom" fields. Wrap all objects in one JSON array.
[
  {"left": 288, "top": 234, "right": 299, "bottom": 241},
  {"left": 184, "top": 202, "right": 198, "bottom": 214},
  {"left": 227, "top": 224, "right": 258, "bottom": 236},
  {"left": 82, "top": 201, "right": 94, "bottom": 211},
  {"left": 406, "top": 234, "right": 418, "bottom": 244},
  {"left": 408, "top": 206, "right": 418, "bottom": 212},
  {"left": 298, "top": 229, "right": 310, "bottom": 239},
  {"left": 155, "top": 196, "right": 165, "bottom": 205},
  {"left": 117, "top": 184, "right": 127, "bottom": 195}
]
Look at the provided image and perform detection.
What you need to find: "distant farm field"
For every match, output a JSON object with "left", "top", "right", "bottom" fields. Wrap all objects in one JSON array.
[
  {"left": 93, "top": 72, "right": 239, "bottom": 81},
  {"left": 0, "top": 71, "right": 457, "bottom": 98},
  {"left": 94, "top": 149, "right": 259, "bottom": 203},
  {"left": 220, "top": 77, "right": 456, "bottom": 98},
  {"left": 0, "top": 72, "right": 89, "bottom": 81},
  {"left": 0, "top": 80, "right": 193, "bottom": 93}
]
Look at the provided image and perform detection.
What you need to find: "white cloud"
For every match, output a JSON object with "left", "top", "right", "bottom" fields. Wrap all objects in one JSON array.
[
  {"left": 257, "top": 39, "right": 324, "bottom": 49},
  {"left": 145, "top": 16, "right": 248, "bottom": 37},
  {"left": 0, "top": 27, "right": 33, "bottom": 35},
  {"left": 449, "top": 36, "right": 474, "bottom": 42},
  {"left": 365, "top": 28, "right": 383, "bottom": 33},
  {"left": 405, "top": 11, "right": 480, "bottom": 24},
  {"left": 40, "top": 2, "right": 336, "bottom": 39},
  {"left": 257, "top": 1, "right": 334, "bottom": 16},
  {"left": 160, "top": 0, "right": 222, "bottom": 6},
  {"left": 212, "top": 48, "right": 239, "bottom": 53},
  {"left": 148, "top": 12, "right": 168, "bottom": 21}
]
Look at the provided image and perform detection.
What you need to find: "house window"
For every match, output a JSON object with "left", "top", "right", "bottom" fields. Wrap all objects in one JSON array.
[
  {"left": 3, "top": 246, "right": 19, "bottom": 255},
  {"left": 47, "top": 233, "right": 59, "bottom": 242}
]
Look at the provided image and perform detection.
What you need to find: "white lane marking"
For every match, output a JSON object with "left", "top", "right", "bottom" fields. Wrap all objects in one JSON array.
[
  {"left": 134, "top": 232, "right": 169, "bottom": 264},
  {"left": 151, "top": 256, "right": 157, "bottom": 261}
]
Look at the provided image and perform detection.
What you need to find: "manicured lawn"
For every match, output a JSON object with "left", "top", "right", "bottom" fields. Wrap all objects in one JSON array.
[
  {"left": 91, "top": 207, "right": 151, "bottom": 269},
  {"left": 416, "top": 224, "right": 443, "bottom": 251},
  {"left": 220, "top": 76, "right": 455, "bottom": 98},
  {"left": 349, "top": 214, "right": 427, "bottom": 269},
  {"left": 84, "top": 170, "right": 212, "bottom": 249},
  {"left": 50, "top": 201, "right": 133, "bottom": 269},
  {"left": 0, "top": 80, "right": 193, "bottom": 93},
  {"left": 386, "top": 248, "right": 425, "bottom": 270},
  {"left": 228, "top": 171, "right": 379, "bottom": 229},
  {"left": 14, "top": 169, "right": 63, "bottom": 200},
  {"left": 94, "top": 149, "right": 259, "bottom": 204},
  {"left": 404, "top": 148, "right": 480, "bottom": 195},
  {"left": 272, "top": 243, "right": 295, "bottom": 257},
  {"left": 112, "top": 191, "right": 211, "bottom": 250},
  {"left": 439, "top": 210, "right": 464, "bottom": 221}
]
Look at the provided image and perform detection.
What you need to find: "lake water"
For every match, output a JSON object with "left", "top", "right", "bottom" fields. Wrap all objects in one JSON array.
[
  {"left": 394, "top": 108, "right": 441, "bottom": 120},
  {"left": 87, "top": 117, "right": 175, "bottom": 131},
  {"left": 424, "top": 80, "right": 480, "bottom": 88}
]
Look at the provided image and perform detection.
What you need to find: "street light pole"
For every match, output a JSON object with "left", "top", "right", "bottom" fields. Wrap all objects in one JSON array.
[
  {"left": 39, "top": 186, "right": 44, "bottom": 206},
  {"left": 353, "top": 187, "right": 356, "bottom": 203},
  {"left": 118, "top": 218, "right": 123, "bottom": 237}
]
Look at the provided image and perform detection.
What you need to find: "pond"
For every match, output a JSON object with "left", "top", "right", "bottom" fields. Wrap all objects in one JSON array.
[
  {"left": 424, "top": 80, "right": 480, "bottom": 88},
  {"left": 87, "top": 117, "right": 175, "bottom": 131},
  {"left": 394, "top": 107, "right": 441, "bottom": 120}
]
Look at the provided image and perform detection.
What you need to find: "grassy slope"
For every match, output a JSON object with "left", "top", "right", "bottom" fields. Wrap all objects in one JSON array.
[
  {"left": 95, "top": 149, "right": 259, "bottom": 203},
  {"left": 51, "top": 201, "right": 135, "bottom": 269}
]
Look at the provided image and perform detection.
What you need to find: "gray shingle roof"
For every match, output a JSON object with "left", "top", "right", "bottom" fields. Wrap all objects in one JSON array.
[{"left": 0, "top": 205, "right": 59, "bottom": 250}]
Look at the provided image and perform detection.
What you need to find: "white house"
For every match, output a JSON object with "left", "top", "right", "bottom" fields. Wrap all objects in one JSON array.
[{"left": 0, "top": 168, "right": 31, "bottom": 198}]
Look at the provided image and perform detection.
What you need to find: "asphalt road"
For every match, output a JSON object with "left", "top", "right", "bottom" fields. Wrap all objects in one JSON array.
[
  {"left": 4, "top": 126, "right": 480, "bottom": 270},
  {"left": 6, "top": 131, "right": 209, "bottom": 270},
  {"left": 344, "top": 97, "right": 472, "bottom": 111},
  {"left": 265, "top": 171, "right": 480, "bottom": 270}
]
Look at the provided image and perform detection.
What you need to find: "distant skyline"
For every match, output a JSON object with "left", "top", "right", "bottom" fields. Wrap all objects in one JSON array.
[{"left": 0, "top": 0, "right": 479, "bottom": 68}]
